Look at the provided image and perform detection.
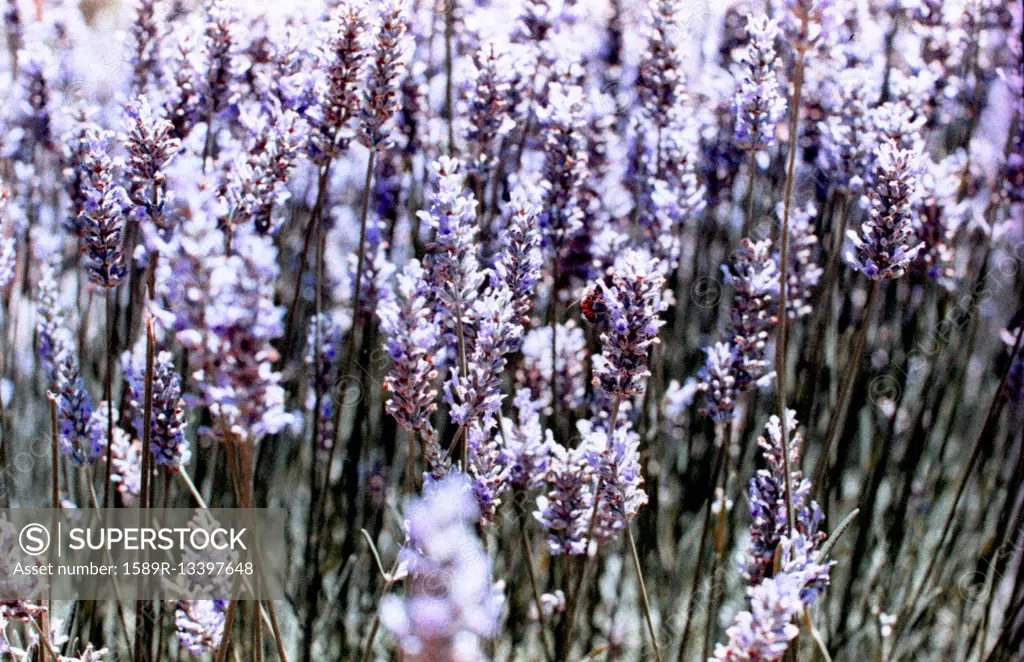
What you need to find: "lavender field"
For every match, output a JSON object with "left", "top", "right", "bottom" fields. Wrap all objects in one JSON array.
[{"left": 0, "top": 0, "right": 1022, "bottom": 659}]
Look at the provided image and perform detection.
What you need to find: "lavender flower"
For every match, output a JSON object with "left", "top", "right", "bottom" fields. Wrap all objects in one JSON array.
[
  {"left": 535, "top": 440, "right": 593, "bottom": 556},
  {"left": 175, "top": 600, "right": 227, "bottom": 656},
  {"left": 445, "top": 285, "right": 523, "bottom": 427},
  {"left": 637, "top": 0, "right": 687, "bottom": 126},
  {"left": 380, "top": 472, "right": 504, "bottom": 660},
  {"left": 55, "top": 347, "right": 96, "bottom": 465},
  {"left": 380, "top": 260, "right": 440, "bottom": 437},
  {"left": 745, "top": 411, "right": 824, "bottom": 587},
  {"left": 698, "top": 342, "right": 740, "bottom": 422},
  {"left": 466, "top": 422, "right": 511, "bottom": 525},
  {"left": 581, "top": 420, "right": 648, "bottom": 543},
  {"left": 201, "top": 0, "right": 238, "bottom": 125},
  {"left": 359, "top": 0, "right": 408, "bottom": 149},
  {"left": 711, "top": 573, "right": 802, "bottom": 661},
  {"left": 780, "top": 204, "right": 823, "bottom": 320},
  {"left": 164, "top": 32, "right": 204, "bottom": 140},
  {"left": 819, "top": 69, "right": 876, "bottom": 193},
  {"left": 36, "top": 262, "right": 67, "bottom": 376},
  {"left": 132, "top": 352, "right": 190, "bottom": 467},
  {"left": 492, "top": 185, "right": 542, "bottom": 332},
  {"left": 591, "top": 250, "right": 667, "bottom": 398},
  {"left": 463, "top": 42, "right": 515, "bottom": 178},
  {"left": 123, "top": 96, "right": 180, "bottom": 231},
  {"left": 314, "top": 0, "right": 369, "bottom": 159},
  {"left": 847, "top": 141, "right": 922, "bottom": 281},
  {"left": 503, "top": 389, "right": 553, "bottom": 492},
  {"left": 733, "top": 16, "right": 786, "bottom": 152},
  {"left": 420, "top": 157, "right": 485, "bottom": 348},
  {"left": 243, "top": 109, "right": 306, "bottom": 235},
  {"left": 78, "top": 127, "right": 128, "bottom": 289},
  {"left": 723, "top": 238, "right": 779, "bottom": 390},
  {"left": 127, "top": 0, "right": 163, "bottom": 94},
  {"left": 110, "top": 428, "right": 142, "bottom": 505},
  {"left": 538, "top": 82, "right": 589, "bottom": 275},
  {"left": 518, "top": 321, "right": 587, "bottom": 413}
]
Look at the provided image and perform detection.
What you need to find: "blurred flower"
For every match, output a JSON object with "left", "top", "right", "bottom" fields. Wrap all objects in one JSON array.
[{"left": 381, "top": 472, "right": 504, "bottom": 660}]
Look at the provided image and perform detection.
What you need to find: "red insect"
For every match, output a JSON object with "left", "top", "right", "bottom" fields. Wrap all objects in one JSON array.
[{"left": 580, "top": 285, "right": 607, "bottom": 323}]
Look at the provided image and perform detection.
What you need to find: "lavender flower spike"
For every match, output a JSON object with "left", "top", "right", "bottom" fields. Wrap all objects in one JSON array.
[
  {"left": 733, "top": 16, "right": 786, "bottom": 153},
  {"left": 592, "top": 249, "right": 668, "bottom": 399},
  {"left": 359, "top": 0, "right": 408, "bottom": 149},
  {"left": 535, "top": 441, "right": 593, "bottom": 556},
  {"left": 698, "top": 342, "right": 740, "bottom": 422},
  {"left": 123, "top": 95, "right": 180, "bottom": 231},
  {"left": 175, "top": 600, "right": 227, "bottom": 656},
  {"left": 79, "top": 127, "right": 129, "bottom": 289},
  {"left": 847, "top": 141, "right": 922, "bottom": 281},
  {"left": 724, "top": 238, "right": 779, "bottom": 390},
  {"left": 493, "top": 185, "right": 543, "bottom": 332},
  {"left": 380, "top": 472, "right": 504, "bottom": 660},
  {"left": 314, "top": 0, "right": 368, "bottom": 159},
  {"left": 379, "top": 260, "right": 445, "bottom": 474},
  {"left": 581, "top": 420, "right": 648, "bottom": 543},
  {"left": 711, "top": 573, "right": 803, "bottom": 661},
  {"left": 55, "top": 347, "right": 96, "bottom": 465}
]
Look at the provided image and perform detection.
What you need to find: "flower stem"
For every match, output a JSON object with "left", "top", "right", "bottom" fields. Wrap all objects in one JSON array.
[
  {"left": 776, "top": 50, "right": 805, "bottom": 541},
  {"left": 627, "top": 524, "right": 662, "bottom": 662},
  {"left": 103, "top": 287, "right": 116, "bottom": 508},
  {"left": 814, "top": 279, "right": 881, "bottom": 495}
]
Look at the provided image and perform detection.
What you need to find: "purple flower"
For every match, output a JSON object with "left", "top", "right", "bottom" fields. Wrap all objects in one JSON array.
[
  {"left": 125, "top": 351, "right": 191, "bottom": 467},
  {"left": 538, "top": 82, "right": 589, "bottom": 273},
  {"left": 711, "top": 573, "right": 802, "bottom": 661},
  {"left": 78, "top": 127, "right": 128, "bottom": 289},
  {"left": 312, "top": 0, "right": 369, "bottom": 159},
  {"left": 819, "top": 69, "right": 877, "bottom": 193},
  {"left": 463, "top": 42, "right": 515, "bottom": 178},
  {"left": 535, "top": 440, "right": 593, "bottom": 556},
  {"left": 127, "top": 0, "right": 164, "bottom": 94},
  {"left": 445, "top": 285, "right": 523, "bottom": 427},
  {"left": 698, "top": 342, "right": 740, "bottom": 422},
  {"left": 779, "top": 204, "right": 823, "bottom": 320},
  {"left": 518, "top": 321, "right": 587, "bottom": 413},
  {"left": 420, "top": 156, "right": 485, "bottom": 351},
  {"left": 723, "top": 238, "right": 779, "bottom": 389},
  {"left": 581, "top": 420, "right": 648, "bottom": 543},
  {"left": 123, "top": 95, "right": 180, "bottom": 232},
  {"left": 465, "top": 422, "right": 511, "bottom": 526},
  {"left": 502, "top": 389, "right": 553, "bottom": 492},
  {"left": 35, "top": 262, "right": 67, "bottom": 376},
  {"left": 591, "top": 249, "right": 667, "bottom": 399},
  {"left": 745, "top": 411, "right": 824, "bottom": 587},
  {"left": 359, "top": 0, "right": 408, "bottom": 149},
  {"left": 381, "top": 472, "right": 504, "bottom": 660},
  {"left": 380, "top": 260, "right": 440, "bottom": 437},
  {"left": 55, "top": 347, "right": 96, "bottom": 465},
  {"left": 847, "top": 141, "right": 922, "bottom": 281},
  {"left": 175, "top": 600, "right": 226, "bottom": 656},
  {"left": 492, "top": 185, "right": 542, "bottom": 332},
  {"left": 733, "top": 16, "right": 786, "bottom": 152},
  {"left": 637, "top": 0, "right": 687, "bottom": 126}
]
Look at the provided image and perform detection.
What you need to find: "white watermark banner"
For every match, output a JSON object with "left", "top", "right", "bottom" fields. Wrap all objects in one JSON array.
[{"left": 0, "top": 508, "right": 285, "bottom": 600}]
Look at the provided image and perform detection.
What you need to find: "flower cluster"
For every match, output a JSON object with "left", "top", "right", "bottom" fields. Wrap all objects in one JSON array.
[
  {"left": 78, "top": 127, "right": 128, "bottom": 289},
  {"left": 733, "top": 16, "right": 786, "bottom": 153},
  {"left": 847, "top": 141, "right": 922, "bottom": 280},
  {"left": 381, "top": 473, "right": 503, "bottom": 660},
  {"left": 591, "top": 250, "right": 667, "bottom": 398}
]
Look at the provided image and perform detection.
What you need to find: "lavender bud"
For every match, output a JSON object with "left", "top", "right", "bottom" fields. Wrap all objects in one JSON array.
[
  {"left": 493, "top": 185, "right": 543, "bottom": 332},
  {"left": 78, "top": 127, "right": 128, "bottom": 289},
  {"left": 591, "top": 250, "right": 668, "bottom": 399},
  {"left": 698, "top": 342, "right": 740, "bottom": 422},
  {"left": 581, "top": 420, "right": 648, "bottom": 543},
  {"left": 847, "top": 141, "right": 922, "bottom": 281},
  {"left": 535, "top": 440, "right": 593, "bottom": 556},
  {"left": 123, "top": 96, "right": 180, "bottom": 232},
  {"left": 359, "top": 0, "right": 408, "bottom": 149},
  {"left": 733, "top": 16, "right": 786, "bottom": 152}
]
